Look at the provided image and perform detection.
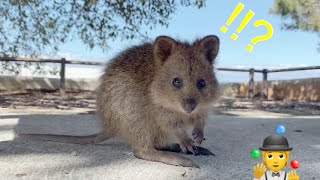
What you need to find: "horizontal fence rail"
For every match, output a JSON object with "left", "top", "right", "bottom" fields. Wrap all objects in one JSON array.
[
  {"left": 267, "top": 66, "right": 320, "bottom": 73},
  {"left": 1, "top": 57, "right": 319, "bottom": 98},
  {"left": 0, "top": 57, "right": 105, "bottom": 65},
  {"left": 216, "top": 67, "right": 263, "bottom": 73}
]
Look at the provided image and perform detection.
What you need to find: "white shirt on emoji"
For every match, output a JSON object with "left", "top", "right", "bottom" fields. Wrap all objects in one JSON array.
[{"left": 253, "top": 170, "right": 288, "bottom": 180}]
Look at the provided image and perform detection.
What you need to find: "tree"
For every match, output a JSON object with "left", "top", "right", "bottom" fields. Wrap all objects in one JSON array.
[
  {"left": 270, "top": 0, "right": 320, "bottom": 50},
  {"left": 270, "top": 0, "right": 320, "bottom": 32},
  {"left": 0, "top": 0, "right": 205, "bottom": 57},
  {"left": 0, "top": 0, "right": 205, "bottom": 74}
]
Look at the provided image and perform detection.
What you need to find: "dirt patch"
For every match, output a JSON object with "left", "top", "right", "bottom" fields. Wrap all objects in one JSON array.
[
  {"left": 0, "top": 90, "right": 96, "bottom": 110},
  {"left": 214, "top": 97, "right": 320, "bottom": 116}
]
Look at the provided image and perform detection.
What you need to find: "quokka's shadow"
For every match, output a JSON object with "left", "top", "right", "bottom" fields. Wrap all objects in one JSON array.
[{"left": 0, "top": 113, "right": 134, "bottom": 173}]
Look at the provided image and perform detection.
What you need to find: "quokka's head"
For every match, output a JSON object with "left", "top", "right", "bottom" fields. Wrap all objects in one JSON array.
[{"left": 150, "top": 35, "right": 220, "bottom": 114}]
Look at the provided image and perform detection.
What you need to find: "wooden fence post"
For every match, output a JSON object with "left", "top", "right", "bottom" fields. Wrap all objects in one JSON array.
[
  {"left": 60, "top": 58, "right": 66, "bottom": 96},
  {"left": 248, "top": 68, "right": 254, "bottom": 98},
  {"left": 261, "top": 69, "right": 268, "bottom": 100}
]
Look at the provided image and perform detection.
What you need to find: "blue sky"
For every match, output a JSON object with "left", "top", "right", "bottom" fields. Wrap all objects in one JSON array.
[
  {"left": 57, "top": 0, "right": 320, "bottom": 82},
  {"left": 59, "top": 0, "right": 319, "bottom": 65}
]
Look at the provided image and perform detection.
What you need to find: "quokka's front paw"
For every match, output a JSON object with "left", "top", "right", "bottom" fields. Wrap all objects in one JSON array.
[
  {"left": 179, "top": 137, "right": 199, "bottom": 156},
  {"left": 192, "top": 128, "right": 205, "bottom": 145}
]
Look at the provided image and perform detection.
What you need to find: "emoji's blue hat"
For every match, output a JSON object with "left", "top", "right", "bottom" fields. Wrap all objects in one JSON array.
[{"left": 259, "top": 135, "right": 293, "bottom": 151}]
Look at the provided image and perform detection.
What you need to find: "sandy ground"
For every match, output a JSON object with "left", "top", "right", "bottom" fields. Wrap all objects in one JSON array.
[
  {"left": 1, "top": 90, "right": 319, "bottom": 179},
  {"left": 0, "top": 107, "right": 319, "bottom": 180}
]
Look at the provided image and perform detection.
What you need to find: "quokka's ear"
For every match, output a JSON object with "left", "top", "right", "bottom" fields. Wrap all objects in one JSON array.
[
  {"left": 154, "top": 36, "right": 177, "bottom": 65},
  {"left": 198, "top": 35, "right": 220, "bottom": 64}
]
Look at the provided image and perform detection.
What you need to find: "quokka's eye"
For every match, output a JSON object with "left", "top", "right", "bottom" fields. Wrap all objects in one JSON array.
[
  {"left": 172, "top": 77, "right": 182, "bottom": 88},
  {"left": 197, "top": 79, "right": 206, "bottom": 90}
]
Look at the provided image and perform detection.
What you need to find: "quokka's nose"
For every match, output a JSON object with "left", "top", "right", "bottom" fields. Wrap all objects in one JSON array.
[{"left": 183, "top": 98, "right": 197, "bottom": 113}]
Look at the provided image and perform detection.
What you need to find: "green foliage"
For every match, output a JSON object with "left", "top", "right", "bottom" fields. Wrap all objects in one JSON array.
[
  {"left": 0, "top": 0, "right": 205, "bottom": 74},
  {"left": 0, "top": 0, "right": 205, "bottom": 56},
  {"left": 270, "top": 0, "right": 320, "bottom": 32}
]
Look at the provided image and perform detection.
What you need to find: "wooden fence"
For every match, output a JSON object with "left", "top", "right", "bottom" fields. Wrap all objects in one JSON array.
[
  {"left": 1, "top": 57, "right": 319, "bottom": 98},
  {"left": 219, "top": 66, "right": 320, "bottom": 99},
  {"left": 0, "top": 57, "right": 104, "bottom": 95}
]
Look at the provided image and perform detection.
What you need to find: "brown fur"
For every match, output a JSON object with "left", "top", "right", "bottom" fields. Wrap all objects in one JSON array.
[
  {"left": 95, "top": 35, "right": 220, "bottom": 167},
  {"left": 20, "top": 35, "right": 220, "bottom": 168}
]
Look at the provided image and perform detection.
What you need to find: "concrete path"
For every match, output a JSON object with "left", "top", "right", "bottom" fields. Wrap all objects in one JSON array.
[{"left": 0, "top": 109, "right": 319, "bottom": 180}]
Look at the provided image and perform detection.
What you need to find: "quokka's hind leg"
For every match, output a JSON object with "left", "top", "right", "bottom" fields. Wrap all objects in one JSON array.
[
  {"left": 158, "top": 143, "right": 215, "bottom": 156},
  {"left": 133, "top": 148, "right": 200, "bottom": 168}
]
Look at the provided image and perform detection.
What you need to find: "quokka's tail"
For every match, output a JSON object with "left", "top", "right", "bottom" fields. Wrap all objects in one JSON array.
[{"left": 18, "top": 131, "right": 110, "bottom": 144}]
